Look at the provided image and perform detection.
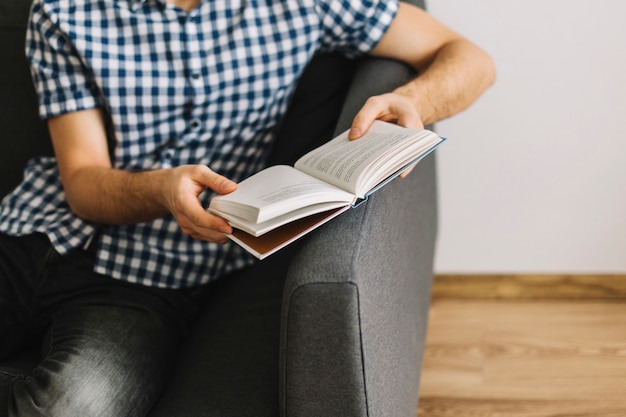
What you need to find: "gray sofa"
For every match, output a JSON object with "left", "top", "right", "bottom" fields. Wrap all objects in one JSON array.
[{"left": 0, "top": 0, "right": 438, "bottom": 416}]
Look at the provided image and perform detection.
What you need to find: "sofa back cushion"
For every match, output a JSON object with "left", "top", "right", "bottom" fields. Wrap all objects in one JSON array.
[{"left": 0, "top": 0, "right": 53, "bottom": 198}]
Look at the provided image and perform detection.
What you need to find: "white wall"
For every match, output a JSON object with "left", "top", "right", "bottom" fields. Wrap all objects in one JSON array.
[{"left": 428, "top": 0, "right": 626, "bottom": 273}]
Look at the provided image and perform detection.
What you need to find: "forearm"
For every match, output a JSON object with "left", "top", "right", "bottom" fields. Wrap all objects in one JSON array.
[
  {"left": 352, "top": 3, "right": 496, "bottom": 136},
  {"left": 47, "top": 109, "right": 235, "bottom": 241},
  {"left": 63, "top": 165, "right": 171, "bottom": 225},
  {"left": 46, "top": 108, "right": 165, "bottom": 224},
  {"left": 395, "top": 38, "right": 496, "bottom": 126},
  {"left": 63, "top": 163, "right": 235, "bottom": 242}
]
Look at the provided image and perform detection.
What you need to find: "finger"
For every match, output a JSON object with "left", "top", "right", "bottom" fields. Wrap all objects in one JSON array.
[
  {"left": 186, "top": 207, "right": 233, "bottom": 235},
  {"left": 176, "top": 192, "right": 233, "bottom": 233},
  {"left": 399, "top": 165, "right": 416, "bottom": 178},
  {"left": 179, "top": 216, "right": 232, "bottom": 243},
  {"left": 188, "top": 228, "right": 231, "bottom": 244}
]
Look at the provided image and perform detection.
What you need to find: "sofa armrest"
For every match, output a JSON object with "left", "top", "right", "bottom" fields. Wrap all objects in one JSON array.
[{"left": 279, "top": 54, "right": 438, "bottom": 416}]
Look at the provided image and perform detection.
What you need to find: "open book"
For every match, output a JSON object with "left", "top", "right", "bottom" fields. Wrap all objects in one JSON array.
[{"left": 209, "top": 120, "right": 445, "bottom": 259}]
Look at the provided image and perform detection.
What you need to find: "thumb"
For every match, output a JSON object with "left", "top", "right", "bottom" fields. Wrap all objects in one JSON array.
[
  {"left": 396, "top": 112, "right": 424, "bottom": 130},
  {"left": 215, "top": 176, "right": 238, "bottom": 195},
  {"left": 199, "top": 167, "right": 237, "bottom": 195},
  {"left": 349, "top": 98, "right": 383, "bottom": 140}
]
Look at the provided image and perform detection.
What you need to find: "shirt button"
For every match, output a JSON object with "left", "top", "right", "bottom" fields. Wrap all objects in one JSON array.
[
  {"left": 191, "top": 73, "right": 200, "bottom": 80},
  {"left": 190, "top": 120, "right": 200, "bottom": 129},
  {"left": 162, "top": 150, "right": 174, "bottom": 166}
]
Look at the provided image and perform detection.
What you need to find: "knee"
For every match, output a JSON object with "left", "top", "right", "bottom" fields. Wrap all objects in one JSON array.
[{"left": 8, "top": 357, "right": 161, "bottom": 417}]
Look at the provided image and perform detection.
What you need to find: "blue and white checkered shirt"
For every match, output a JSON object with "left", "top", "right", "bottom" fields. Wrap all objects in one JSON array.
[{"left": 0, "top": 0, "right": 398, "bottom": 288}]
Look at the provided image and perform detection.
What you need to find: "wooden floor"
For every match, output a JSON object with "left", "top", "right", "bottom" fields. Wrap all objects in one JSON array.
[{"left": 417, "top": 275, "right": 626, "bottom": 417}]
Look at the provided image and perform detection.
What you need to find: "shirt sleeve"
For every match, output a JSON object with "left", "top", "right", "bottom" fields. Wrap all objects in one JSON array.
[
  {"left": 26, "top": 0, "right": 101, "bottom": 120},
  {"left": 315, "top": 0, "right": 399, "bottom": 56}
]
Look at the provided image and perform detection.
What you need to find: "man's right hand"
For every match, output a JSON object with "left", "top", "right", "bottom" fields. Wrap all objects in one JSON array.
[{"left": 162, "top": 164, "right": 237, "bottom": 243}]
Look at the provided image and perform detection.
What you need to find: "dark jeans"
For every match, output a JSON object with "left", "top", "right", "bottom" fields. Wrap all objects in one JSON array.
[{"left": 0, "top": 232, "right": 201, "bottom": 417}]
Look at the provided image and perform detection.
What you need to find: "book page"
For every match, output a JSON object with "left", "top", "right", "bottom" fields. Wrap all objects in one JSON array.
[
  {"left": 228, "top": 206, "right": 350, "bottom": 259},
  {"left": 294, "top": 121, "right": 430, "bottom": 196},
  {"left": 212, "top": 200, "right": 351, "bottom": 237},
  {"left": 208, "top": 165, "right": 355, "bottom": 224}
]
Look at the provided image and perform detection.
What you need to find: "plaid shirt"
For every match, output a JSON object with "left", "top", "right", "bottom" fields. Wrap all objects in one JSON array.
[{"left": 0, "top": 0, "right": 398, "bottom": 288}]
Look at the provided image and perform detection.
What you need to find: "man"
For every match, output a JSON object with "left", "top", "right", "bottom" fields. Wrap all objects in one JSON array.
[{"left": 0, "top": 0, "right": 495, "bottom": 415}]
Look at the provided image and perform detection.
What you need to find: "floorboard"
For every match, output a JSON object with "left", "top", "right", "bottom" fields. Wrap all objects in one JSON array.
[{"left": 418, "top": 275, "right": 626, "bottom": 417}]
